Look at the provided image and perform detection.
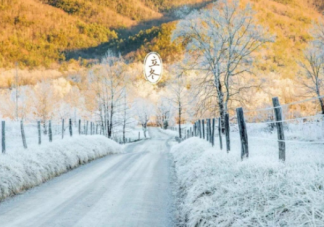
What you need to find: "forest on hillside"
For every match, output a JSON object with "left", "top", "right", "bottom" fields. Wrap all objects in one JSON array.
[
  {"left": 2, "top": 0, "right": 324, "bottom": 130},
  {"left": 0, "top": 0, "right": 324, "bottom": 127},
  {"left": 0, "top": 0, "right": 208, "bottom": 68}
]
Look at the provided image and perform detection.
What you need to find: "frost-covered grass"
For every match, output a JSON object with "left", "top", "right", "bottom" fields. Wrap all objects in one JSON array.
[
  {"left": 0, "top": 135, "right": 121, "bottom": 201},
  {"left": 171, "top": 133, "right": 324, "bottom": 226}
]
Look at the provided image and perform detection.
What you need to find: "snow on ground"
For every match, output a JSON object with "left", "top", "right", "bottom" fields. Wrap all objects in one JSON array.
[
  {"left": 159, "top": 128, "right": 178, "bottom": 137},
  {"left": 171, "top": 125, "right": 324, "bottom": 227},
  {"left": 0, "top": 135, "right": 121, "bottom": 201},
  {"left": 0, "top": 128, "right": 174, "bottom": 227},
  {"left": 1, "top": 120, "right": 148, "bottom": 151},
  {"left": 160, "top": 123, "right": 195, "bottom": 138},
  {"left": 1, "top": 120, "right": 82, "bottom": 151},
  {"left": 112, "top": 126, "right": 150, "bottom": 142}
]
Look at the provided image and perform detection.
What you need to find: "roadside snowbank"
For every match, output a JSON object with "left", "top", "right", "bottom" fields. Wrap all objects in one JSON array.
[
  {"left": 0, "top": 135, "right": 121, "bottom": 201},
  {"left": 171, "top": 137, "right": 324, "bottom": 226}
]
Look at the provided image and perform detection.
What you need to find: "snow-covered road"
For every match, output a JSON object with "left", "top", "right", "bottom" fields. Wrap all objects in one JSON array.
[{"left": 0, "top": 128, "right": 175, "bottom": 227}]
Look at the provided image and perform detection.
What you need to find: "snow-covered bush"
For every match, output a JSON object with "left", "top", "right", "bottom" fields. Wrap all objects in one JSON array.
[
  {"left": 171, "top": 137, "right": 324, "bottom": 226},
  {"left": 0, "top": 135, "right": 121, "bottom": 201}
]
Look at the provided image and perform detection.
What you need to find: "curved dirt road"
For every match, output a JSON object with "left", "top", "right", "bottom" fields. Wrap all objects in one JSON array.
[{"left": 0, "top": 128, "right": 175, "bottom": 227}]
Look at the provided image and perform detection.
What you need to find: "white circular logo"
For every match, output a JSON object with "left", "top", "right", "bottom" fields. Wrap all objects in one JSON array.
[{"left": 144, "top": 52, "right": 163, "bottom": 84}]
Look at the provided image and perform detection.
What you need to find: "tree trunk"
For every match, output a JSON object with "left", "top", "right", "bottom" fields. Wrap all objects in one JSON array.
[
  {"left": 215, "top": 77, "right": 225, "bottom": 133},
  {"left": 43, "top": 119, "right": 47, "bottom": 135},
  {"left": 318, "top": 96, "right": 324, "bottom": 115},
  {"left": 108, "top": 109, "right": 113, "bottom": 138},
  {"left": 218, "top": 96, "right": 225, "bottom": 134},
  {"left": 315, "top": 85, "right": 324, "bottom": 114},
  {"left": 143, "top": 123, "right": 147, "bottom": 138},
  {"left": 123, "top": 122, "right": 126, "bottom": 143},
  {"left": 178, "top": 103, "right": 182, "bottom": 139}
]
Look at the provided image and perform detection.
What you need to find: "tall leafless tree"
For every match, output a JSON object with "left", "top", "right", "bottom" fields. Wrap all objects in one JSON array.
[
  {"left": 167, "top": 71, "right": 188, "bottom": 139},
  {"left": 172, "top": 0, "right": 274, "bottom": 127},
  {"left": 298, "top": 45, "right": 324, "bottom": 114},
  {"left": 134, "top": 98, "right": 154, "bottom": 138},
  {"left": 89, "top": 50, "right": 125, "bottom": 138}
]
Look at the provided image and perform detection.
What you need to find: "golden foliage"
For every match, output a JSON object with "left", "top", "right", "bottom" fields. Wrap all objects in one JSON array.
[{"left": 244, "top": 0, "right": 322, "bottom": 78}]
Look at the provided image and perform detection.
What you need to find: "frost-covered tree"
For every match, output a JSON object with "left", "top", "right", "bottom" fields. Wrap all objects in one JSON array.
[
  {"left": 31, "top": 80, "right": 56, "bottom": 134},
  {"left": 0, "top": 86, "right": 32, "bottom": 121},
  {"left": 167, "top": 71, "right": 188, "bottom": 139},
  {"left": 134, "top": 98, "right": 154, "bottom": 138},
  {"left": 298, "top": 46, "right": 324, "bottom": 114},
  {"left": 88, "top": 50, "right": 126, "bottom": 138},
  {"left": 172, "top": 0, "right": 274, "bottom": 127},
  {"left": 119, "top": 87, "right": 135, "bottom": 143},
  {"left": 156, "top": 97, "right": 172, "bottom": 129},
  {"left": 298, "top": 23, "right": 324, "bottom": 114}
]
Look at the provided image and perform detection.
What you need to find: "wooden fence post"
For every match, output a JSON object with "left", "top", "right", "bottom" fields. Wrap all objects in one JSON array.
[
  {"left": 2, "top": 121, "right": 5, "bottom": 153},
  {"left": 69, "top": 119, "right": 73, "bottom": 137},
  {"left": 49, "top": 120, "right": 52, "bottom": 142},
  {"left": 138, "top": 132, "right": 140, "bottom": 140},
  {"left": 21, "top": 121, "right": 27, "bottom": 149},
  {"left": 198, "top": 120, "right": 202, "bottom": 138},
  {"left": 225, "top": 113, "right": 230, "bottom": 153},
  {"left": 218, "top": 118, "right": 223, "bottom": 150},
  {"left": 208, "top": 119, "right": 212, "bottom": 144},
  {"left": 207, "top": 120, "right": 210, "bottom": 141},
  {"left": 79, "top": 119, "right": 81, "bottom": 135},
  {"left": 206, "top": 119, "right": 209, "bottom": 142},
  {"left": 196, "top": 122, "right": 199, "bottom": 136},
  {"left": 62, "top": 119, "right": 65, "bottom": 139},
  {"left": 202, "top": 119, "right": 205, "bottom": 139},
  {"left": 37, "top": 121, "right": 41, "bottom": 145},
  {"left": 193, "top": 123, "right": 195, "bottom": 136},
  {"left": 272, "top": 97, "right": 286, "bottom": 162},
  {"left": 206, "top": 119, "right": 209, "bottom": 141},
  {"left": 211, "top": 118, "right": 215, "bottom": 146},
  {"left": 210, "top": 119, "right": 213, "bottom": 143},
  {"left": 236, "top": 107, "right": 249, "bottom": 160}
]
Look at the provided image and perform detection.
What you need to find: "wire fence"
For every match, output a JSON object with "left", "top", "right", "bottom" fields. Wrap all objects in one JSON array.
[
  {"left": 180, "top": 96, "right": 324, "bottom": 162},
  {"left": 0, "top": 119, "right": 145, "bottom": 154}
]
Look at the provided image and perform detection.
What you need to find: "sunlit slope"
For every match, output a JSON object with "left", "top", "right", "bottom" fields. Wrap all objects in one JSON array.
[
  {"left": 0, "top": 0, "right": 209, "bottom": 68},
  {"left": 0, "top": 0, "right": 117, "bottom": 67},
  {"left": 242, "top": 0, "right": 322, "bottom": 78},
  {"left": 0, "top": 0, "right": 322, "bottom": 70},
  {"left": 120, "top": 0, "right": 323, "bottom": 79}
]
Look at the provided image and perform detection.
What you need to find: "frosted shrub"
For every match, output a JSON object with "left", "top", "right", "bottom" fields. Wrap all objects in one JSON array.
[{"left": 171, "top": 138, "right": 324, "bottom": 226}]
